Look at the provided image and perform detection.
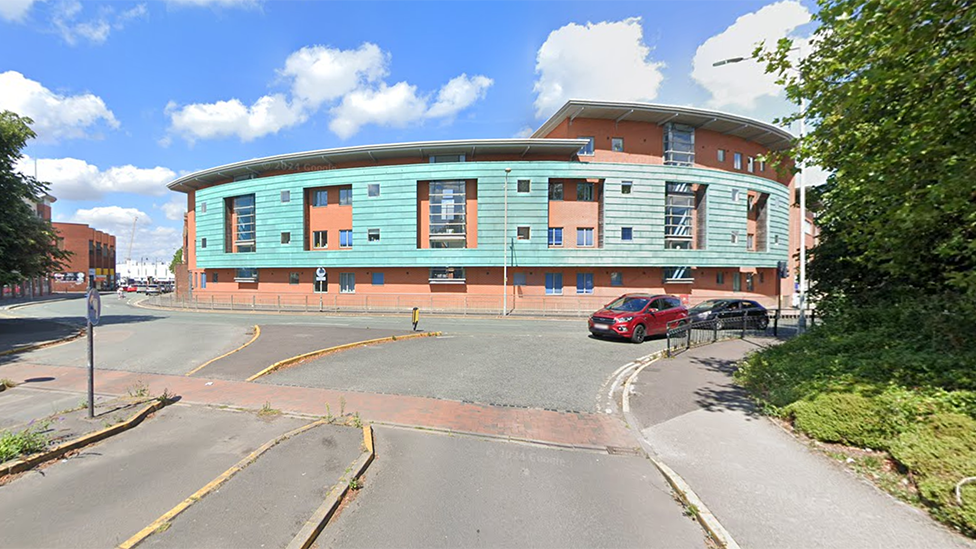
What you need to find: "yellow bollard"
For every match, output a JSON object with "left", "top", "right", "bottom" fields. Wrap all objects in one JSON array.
[{"left": 411, "top": 307, "right": 420, "bottom": 331}]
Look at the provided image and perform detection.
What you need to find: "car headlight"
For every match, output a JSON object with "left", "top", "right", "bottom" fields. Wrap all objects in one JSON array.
[
  {"left": 616, "top": 316, "right": 634, "bottom": 323},
  {"left": 698, "top": 311, "right": 711, "bottom": 318}
]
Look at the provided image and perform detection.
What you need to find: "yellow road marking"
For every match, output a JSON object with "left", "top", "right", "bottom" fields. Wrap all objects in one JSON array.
[{"left": 184, "top": 325, "right": 261, "bottom": 376}]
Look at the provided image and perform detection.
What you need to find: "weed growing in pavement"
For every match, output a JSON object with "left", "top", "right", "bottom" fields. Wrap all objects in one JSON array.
[
  {"left": 683, "top": 503, "right": 700, "bottom": 519},
  {"left": 340, "top": 396, "right": 346, "bottom": 416},
  {"left": 258, "top": 401, "right": 281, "bottom": 417},
  {"left": 0, "top": 422, "right": 50, "bottom": 462},
  {"left": 352, "top": 412, "right": 363, "bottom": 429},
  {"left": 349, "top": 478, "right": 363, "bottom": 490},
  {"left": 324, "top": 403, "right": 333, "bottom": 423},
  {"left": 157, "top": 389, "right": 176, "bottom": 405},
  {"left": 127, "top": 381, "right": 150, "bottom": 398}
]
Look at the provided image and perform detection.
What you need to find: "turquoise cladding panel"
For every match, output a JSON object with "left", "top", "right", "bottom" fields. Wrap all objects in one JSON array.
[{"left": 192, "top": 162, "right": 790, "bottom": 269}]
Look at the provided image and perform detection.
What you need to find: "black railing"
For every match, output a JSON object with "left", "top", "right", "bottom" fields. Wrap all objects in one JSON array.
[{"left": 665, "top": 308, "right": 817, "bottom": 357}]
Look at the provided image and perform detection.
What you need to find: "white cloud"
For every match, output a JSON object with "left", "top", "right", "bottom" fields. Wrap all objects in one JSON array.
[
  {"left": 0, "top": 0, "right": 40, "bottom": 22},
  {"left": 801, "top": 164, "right": 830, "bottom": 187},
  {"left": 165, "top": 94, "right": 307, "bottom": 143},
  {"left": 513, "top": 126, "right": 535, "bottom": 138},
  {"left": 17, "top": 155, "right": 175, "bottom": 200},
  {"left": 51, "top": 0, "right": 147, "bottom": 46},
  {"left": 159, "top": 196, "right": 187, "bottom": 221},
  {"left": 167, "top": 43, "right": 493, "bottom": 142},
  {"left": 165, "top": 0, "right": 259, "bottom": 7},
  {"left": 691, "top": 1, "right": 811, "bottom": 109},
  {"left": 533, "top": 18, "right": 665, "bottom": 118},
  {"left": 68, "top": 206, "right": 180, "bottom": 261},
  {"left": 283, "top": 43, "right": 388, "bottom": 108},
  {"left": 0, "top": 71, "right": 119, "bottom": 141}
]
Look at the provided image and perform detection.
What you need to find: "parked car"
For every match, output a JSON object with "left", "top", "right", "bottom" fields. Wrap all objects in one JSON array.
[
  {"left": 688, "top": 299, "right": 769, "bottom": 330},
  {"left": 143, "top": 285, "right": 161, "bottom": 295},
  {"left": 125, "top": 285, "right": 138, "bottom": 292},
  {"left": 588, "top": 294, "right": 689, "bottom": 343}
]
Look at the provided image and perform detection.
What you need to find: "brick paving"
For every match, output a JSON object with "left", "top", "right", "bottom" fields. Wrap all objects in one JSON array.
[{"left": 0, "top": 362, "right": 635, "bottom": 450}]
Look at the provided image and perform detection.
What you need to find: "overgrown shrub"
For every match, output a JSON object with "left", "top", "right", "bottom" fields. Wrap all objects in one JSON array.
[
  {"left": 0, "top": 424, "right": 49, "bottom": 463},
  {"left": 788, "top": 392, "right": 897, "bottom": 450}
]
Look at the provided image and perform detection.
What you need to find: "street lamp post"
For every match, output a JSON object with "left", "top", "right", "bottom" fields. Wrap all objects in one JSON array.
[
  {"left": 713, "top": 47, "right": 807, "bottom": 331},
  {"left": 503, "top": 167, "right": 511, "bottom": 316}
]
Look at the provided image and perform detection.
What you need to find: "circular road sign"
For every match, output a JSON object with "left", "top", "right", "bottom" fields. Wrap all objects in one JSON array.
[{"left": 86, "top": 288, "right": 101, "bottom": 326}]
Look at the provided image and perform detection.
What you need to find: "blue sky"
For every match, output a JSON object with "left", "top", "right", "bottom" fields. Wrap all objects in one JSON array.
[{"left": 0, "top": 0, "right": 815, "bottom": 262}]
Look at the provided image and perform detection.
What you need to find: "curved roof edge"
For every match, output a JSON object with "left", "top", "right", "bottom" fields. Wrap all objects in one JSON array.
[
  {"left": 532, "top": 100, "right": 795, "bottom": 151},
  {"left": 167, "top": 138, "right": 589, "bottom": 193}
]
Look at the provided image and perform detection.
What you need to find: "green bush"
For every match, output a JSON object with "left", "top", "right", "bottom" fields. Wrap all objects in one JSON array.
[
  {"left": 889, "top": 413, "right": 976, "bottom": 535},
  {"left": 788, "top": 392, "right": 898, "bottom": 450},
  {"left": 0, "top": 424, "right": 49, "bottom": 463}
]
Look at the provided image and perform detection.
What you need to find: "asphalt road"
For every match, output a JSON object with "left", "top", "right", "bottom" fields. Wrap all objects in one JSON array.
[
  {"left": 321, "top": 426, "right": 705, "bottom": 548},
  {"left": 0, "top": 404, "right": 309, "bottom": 548}
]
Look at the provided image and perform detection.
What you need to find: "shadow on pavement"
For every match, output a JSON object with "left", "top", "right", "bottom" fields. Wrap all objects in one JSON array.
[{"left": 689, "top": 355, "right": 762, "bottom": 419}]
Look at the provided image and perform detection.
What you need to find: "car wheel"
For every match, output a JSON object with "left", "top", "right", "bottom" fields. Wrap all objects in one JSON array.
[
  {"left": 757, "top": 316, "right": 769, "bottom": 330},
  {"left": 714, "top": 318, "right": 724, "bottom": 331},
  {"left": 631, "top": 324, "right": 646, "bottom": 344}
]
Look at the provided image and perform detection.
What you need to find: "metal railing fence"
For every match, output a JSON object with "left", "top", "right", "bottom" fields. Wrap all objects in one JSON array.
[{"left": 665, "top": 308, "right": 818, "bottom": 357}]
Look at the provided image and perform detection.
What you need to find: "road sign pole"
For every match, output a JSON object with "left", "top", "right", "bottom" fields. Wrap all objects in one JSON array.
[{"left": 87, "top": 280, "right": 95, "bottom": 419}]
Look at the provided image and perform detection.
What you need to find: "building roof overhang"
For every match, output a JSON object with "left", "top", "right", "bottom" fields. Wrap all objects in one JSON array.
[
  {"left": 532, "top": 100, "right": 795, "bottom": 152},
  {"left": 167, "top": 138, "right": 590, "bottom": 193}
]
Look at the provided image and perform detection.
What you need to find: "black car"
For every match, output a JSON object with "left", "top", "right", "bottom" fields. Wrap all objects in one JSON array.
[{"left": 688, "top": 299, "right": 769, "bottom": 330}]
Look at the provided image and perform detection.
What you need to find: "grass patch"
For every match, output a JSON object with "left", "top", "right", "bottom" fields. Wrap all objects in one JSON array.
[
  {"left": 126, "top": 381, "right": 151, "bottom": 398},
  {"left": 257, "top": 401, "right": 281, "bottom": 418},
  {"left": 0, "top": 423, "right": 49, "bottom": 463}
]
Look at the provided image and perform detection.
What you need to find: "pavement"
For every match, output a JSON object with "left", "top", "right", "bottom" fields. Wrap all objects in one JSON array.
[
  {"left": 0, "top": 404, "right": 310, "bottom": 548},
  {"left": 0, "top": 385, "right": 99, "bottom": 429},
  {"left": 320, "top": 425, "right": 706, "bottom": 548},
  {"left": 629, "top": 339, "right": 976, "bottom": 549},
  {"left": 0, "top": 317, "right": 79, "bottom": 354}
]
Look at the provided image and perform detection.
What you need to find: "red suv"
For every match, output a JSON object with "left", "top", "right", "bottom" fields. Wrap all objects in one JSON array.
[{"left": 588, "top": 294, "right": 689, "bottom": 343}]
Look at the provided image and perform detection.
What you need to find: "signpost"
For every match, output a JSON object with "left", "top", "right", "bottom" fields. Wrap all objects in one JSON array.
[{"left": 86, "top": 286, "right": 101, "bottom": 419}]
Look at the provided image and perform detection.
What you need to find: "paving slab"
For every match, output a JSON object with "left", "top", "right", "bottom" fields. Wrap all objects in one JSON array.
[
  {"left": 193, "top": 324, "right": 411, "bottom": 380},
  {"left": 0, "top": 385, "right": 95, "bottom": 429},
  {"left": 142, "top": 422, "right": 363, "bottom": 549},
  {"left": 322, "top": 426, "right": 704, "bottom": 548},
  {"left": 0, "top": 404, "right": 308, "bottom": 549},
  {"left": 632, "top": 340, "right": 976, "bottom": 549}
]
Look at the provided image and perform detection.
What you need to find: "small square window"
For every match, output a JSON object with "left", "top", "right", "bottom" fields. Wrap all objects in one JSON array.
[
  {"left": 732, "top": 189, "right": 742, "bottom": 202},
  {"left": 621, "top": 227, "right": 633, "bottom": 241},
  {"left": 517, "top": 226, "right": 530, "bottom": 240},
  {"left": 281, "top": 190, "right": 290, "bottom": 203},
  {"left": 548, "top": 227, "right": 563, "bottom": 247},
  {"left": 200, "top": 202, "right": 207, "bottom": 214},
  {"left": 621, "top": 181, "right": 633, "bottom": 194},
  {"left": 368, "top": 184, "right": 380, "bottom": 197},
  {"left": 289, "top": 272, "right": 299, "bottom": 285},
  {"left": 368, "top": 229, "right": 380, "bottom": 242},
  {"left": 372, "top": 272, "right": 384, "bottom": 285},
  {"left": 517, "top": 179, "right": 531, "bottom": 193},
  {"left": 731, "top": 231, "right": 740, "bottom": 244},
  {"left": 313, "top": 231, "right": 327, "bottom": 249},
  {"left": 513, "top": 272, "right": 527, "bottom": 286},
  {"left": 611, "top": 137, "right": 624, "bottom": 152},
  {"left": 610, "top": 272, "right": 623, "bottom": 287},
  {"left": 281, "top": 232, "right": 291, "bottom": 244},
  {"left": 717, "top": 149, "right": 726, "bottom": 163},
  {"left": 201, "top": 238, "right": 207, "bottom": 249}
]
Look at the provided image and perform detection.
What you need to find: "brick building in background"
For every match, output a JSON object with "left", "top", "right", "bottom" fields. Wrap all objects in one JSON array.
[{"left": 51, "top": 223, "right": 117, "bottom": 292}]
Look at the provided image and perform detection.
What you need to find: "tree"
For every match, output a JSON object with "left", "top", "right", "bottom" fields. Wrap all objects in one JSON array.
[
  {"left": 0, "top": 111, "right": 69, "bottom": 287},
  {"left": 168, "top": 248, "right": 182, "bottom": 274},
  {"left": 758, "top": 0, "right": 976, "bottom": 307}
]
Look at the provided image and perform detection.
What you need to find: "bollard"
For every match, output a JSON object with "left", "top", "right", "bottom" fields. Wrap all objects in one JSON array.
[
  {"left": 774, "top": 308, "right": 780, "bottom": 337},
  {"left": 411, "top": 307, "right": 420, "bottom": 331}
]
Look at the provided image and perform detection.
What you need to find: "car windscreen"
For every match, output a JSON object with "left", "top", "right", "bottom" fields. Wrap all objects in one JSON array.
[
  {"left": 606, "top": 297, "right": 650, "bottom": 312},
  {"left": 690, "top": 300, "right": 725, "bottom": 312}
]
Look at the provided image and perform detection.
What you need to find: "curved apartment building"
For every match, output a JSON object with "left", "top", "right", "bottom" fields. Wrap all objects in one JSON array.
[{"left": 169, "top": 100, "right": 800, "bottom": 313}]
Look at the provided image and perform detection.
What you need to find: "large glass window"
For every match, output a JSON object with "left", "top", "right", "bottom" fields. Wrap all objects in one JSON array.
[
  {"left": 576, "top": 273, "right": 594, "bottom": 294},
  {"left": 429, "top": 180, "right": 466, "bottom": 248},
  {"left": 340, "top": 273, "right": 355, "bottom": 293},
  {"left": 664, "top": 123, "right": 695, "bottom": 166},
  {"left": 664, "top": 266, "right": 693, "bottom": 282},
  {"left": 235, "top": 267, "right": 258, "bottom": 282},
  {"left": 429, "top": 267, "right": 466, "bottom": 283},
  {"left": 545, "top": 273, "right": 563, "bottom": 295},
  {"left": 548, "top": 182, "right": 563, "bottom": 201},
  {"left": 577, "top": 228, "right": 594, "bottom": 247},
  {"left": 665, "top": 182, "right": 694, "bottom": 249},
  {"left": 230, "top": 194, "right": 255, "bottom": 253},
  {"left": 577, "top": 182, "right": 595, "bottom": 201},
  {"left": 548, "top": 227, "right": 563, "bottom": 247}
]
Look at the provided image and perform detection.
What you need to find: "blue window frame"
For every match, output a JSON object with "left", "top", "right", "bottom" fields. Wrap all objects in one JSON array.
[
  {"left": 576, "top": 273, "right": 594, "bottom": 294},
  {"left": 577, "top": 228, "right": 594, "bottom": 247},
  {"left": 621, "top": 227, "right": 633, "bottom": 241},
  {"left": 339, "top": 230, "right": 352, "bottom": 248},
  {"left": 545, "top": 273, "right": 563, "bottom": 295},
  {"left": 548, "top": 227, "right": 563, "bottom": 246},
  {"left": 372, "top": 272, "right": 384, "bottom": 285}
]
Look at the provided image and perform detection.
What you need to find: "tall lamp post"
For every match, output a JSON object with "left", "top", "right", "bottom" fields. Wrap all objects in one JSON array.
[
  {"left": 503, "top": 167, "right": 511, "bottom": 316},
  {"left": 713, "top": 48, "right": 807, "bottom": 332}
]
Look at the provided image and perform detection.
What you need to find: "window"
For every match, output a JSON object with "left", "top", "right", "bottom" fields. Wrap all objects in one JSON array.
[
  {"left": 774, "top": 234, "right": 780, "bottom": 245},
  {"left": 281, "top": 232, "right": 290, "bottom": 244},
  {"left": 339, "top": 188, "right": 352, "bottom": 206},
  {"left": 731, "top": 231, "right": 740, "bottom": 244},
  {"left": 312, "top": 190, "right": 328, "bottom": 207},
  {"left": 733, "top": 153, "right": 743, "bottom": 170},
  {"left": 759, "top": 271, "right": 765, "bottom": 284},
  {"left": 372, "top": 272, "right": 384, "bottom": 285},
  {"left": 212, "top": 272, "right": 219, "bottom": 283},
  {"left": 201, "top": 238, "right": 207, "bottom": 249},
  {"left": 621, "top": 181, "right": 633, "bottom": 194},
  {"left": 314, "top": 271, "right": 327, "bottom": 293},
  {"left": 577, "top": 228, "right": 594, "bottom": 247},
  {"left": 516, "top": 226, "right": 530, "bottom": 240},
  {"left": 313, "top": 231, "right": 327, "bottom": 249},
  {"left": 747, "top": 156, "right": 755, "bottom": 173},
  {"left": 748, "top": 195, "right": 755, "bottom": 209},
  {"left": 429, "top": 180, "right": 466, "bottom": 248},
  {"left": 732, "top": 188, "right": 742, "bottom": 202},
  {"left": 746, "top": 273, "right": 755, "bottom": 292},
  {"left": 665, "top": 182, "right": 694, "bottom": 249},
  {"left": 368, "top": 229, "right": 380, "bottom": 242},
  {"left": 517, "top": 179, "right": 530, "bottom": 193},
  {"left": 610, "top": 272, "right": 623, "bottom": 286},
  {"left": 340, "top": 230, "right": 353, "bottom": 248},
  {"left": 717, "top": 149, "right": 726, "bottom": 162},
  {"left": 340, "top": 273, "right": 355, "bottom": 293},
  {"left": 717, "top": 271, "right": 725, "bottom": 285},
  {"left": 235, "top": 268, "right": 258, "bottom": 282},
  {"left": 281, "top": 190, "right": 290, "bottom": 203},
  {"left": 229, "top": 194, "right": 255, "bottom": 253},
  {"left": 611, "top": 137, "right": 624, "bottom": 152},
  {"left": 733, "top": 272, "right": 742, "bottom": 292},
  {"left": 201, "top": 202, "right": 207, "bottom": 214},
  {"left": 664, "top": 123, "right": 695, "bottom": 166},
  {"left": 621, "top": 227, "right": 633, "bottom": 241},
  {"left": 513, "top": 273, "right": 527, "bottom": 286},
  {"left": 664, "top": 267, "right": 693, "bottom": 282},
  {"left": 576, "top": 273, "right": 594, "bottom": 294},
  {"left": 577, "top": 182, "right": 595, "bottom": 201},
  {"left": 289, "top": 272, "right": 299, "bottom": 285},
  {"left": 578, "top": 137, "right": 595, "bottom": 156},
  {"left": 368, "top": 184, "right": 380, "bottom": 197},
  {"left": 548, "top": 182, "right": 563, "bottom": 201},
  {"left": 545, "top": 273, "right": 563, "bottom": 295},
  {"left": 200, "top": 273, "right": 206, "bottom": 289},
  {"left": 747, "top": 233, "right": 755, "bottom": 251},
  {"left": 429, "top": 267, "right": 465, "bottom": 283},
  {"left": 548, "top": 227, "right": 563, "bottom": 247},
  {"left": 429, "top": 154, "right": 465, "bottom": 163},
  {"left": 759, "top": 160, "right": 766, "bottom": 172}
]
